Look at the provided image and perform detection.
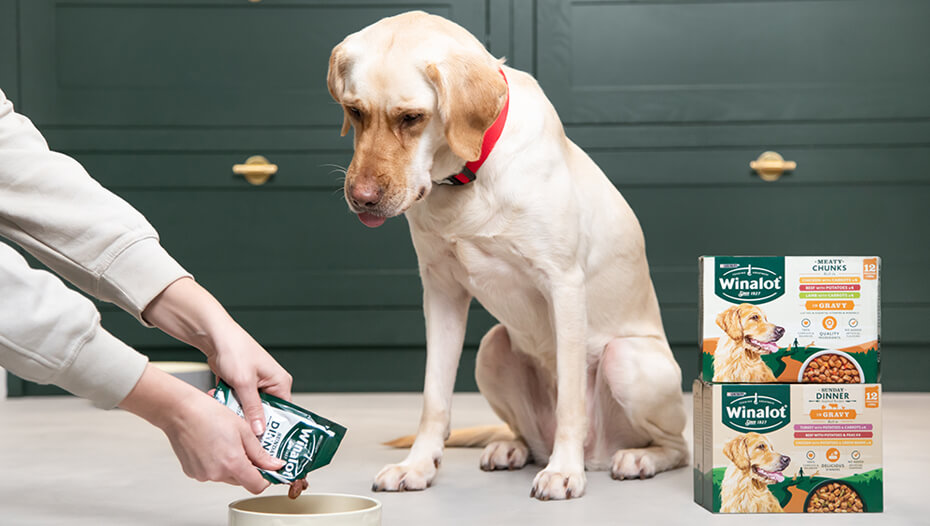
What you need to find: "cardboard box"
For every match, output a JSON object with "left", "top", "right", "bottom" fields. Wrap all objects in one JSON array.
[
  {"left": 693, "top": 379, "right": 704, "bottom": 507},
  {"left": 700, "top": 256, "right": 880, "bottom": 383},
  {"left": 693, "top": 381, "right": 883, "bottom": 513}
]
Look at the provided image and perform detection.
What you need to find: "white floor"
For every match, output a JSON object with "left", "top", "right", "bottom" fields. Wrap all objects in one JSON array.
[{"left": 0, "top": 392, "right": 925, "bottom": 525}]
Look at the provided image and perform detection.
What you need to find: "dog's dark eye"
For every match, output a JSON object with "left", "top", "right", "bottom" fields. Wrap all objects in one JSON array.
[
  {"left": 757, "top": 444, "right": 766, "bottom": 450},
  {"left": 750, "top": 315, "right": 759, "bottom": 321},
  {"left": 402, "top": 113, "right": 423, "bottom": 124},
  {"left": 347, "top": 107, "right": 362, "bottom": 119}
]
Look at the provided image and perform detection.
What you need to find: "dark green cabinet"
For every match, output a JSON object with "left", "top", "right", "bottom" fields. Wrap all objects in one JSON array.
[{"left": 2, "top": 0, "right": 928, "bottom": 395}]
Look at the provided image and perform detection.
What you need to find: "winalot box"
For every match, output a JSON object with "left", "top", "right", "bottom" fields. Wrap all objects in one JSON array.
[
  {"left": 700, "top": 256, "right": 880, "bottom": 383},
  {"left": 693, "top": 380, "right": 883, "bottom": 513}
]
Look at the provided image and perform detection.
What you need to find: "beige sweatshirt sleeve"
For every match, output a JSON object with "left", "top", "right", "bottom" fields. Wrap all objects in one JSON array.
[
  {"left": 0, "top": 88, "right": 191, "bottom": 407},
  {"left": 0, "top": 243, "right": 148, "bottom": 408}
]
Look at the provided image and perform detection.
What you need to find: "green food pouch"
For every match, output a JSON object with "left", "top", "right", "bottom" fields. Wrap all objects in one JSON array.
[{"left": 213, "top": 380, "right": 347, "bottom": 484}]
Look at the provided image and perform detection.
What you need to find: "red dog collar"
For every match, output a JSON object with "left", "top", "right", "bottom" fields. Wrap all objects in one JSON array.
[{"left": 438, "top": 69, "right": 509, "bottom": 186}]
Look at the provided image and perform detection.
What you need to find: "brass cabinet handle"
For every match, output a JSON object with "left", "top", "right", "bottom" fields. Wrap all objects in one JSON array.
[
  {"left": 233, "top": 155, "right": 277, "bottom": 185},
  {"left": 750, "top": 151, "right": 797, "bottom": 182}
]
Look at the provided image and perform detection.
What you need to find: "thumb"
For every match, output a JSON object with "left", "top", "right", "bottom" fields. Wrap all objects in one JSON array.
[
  {"left": 236, "top": 385, "right": 267, "bottom": 436},
  {"left": 242, "top": 431, "right": 286, "bottom": 472}
]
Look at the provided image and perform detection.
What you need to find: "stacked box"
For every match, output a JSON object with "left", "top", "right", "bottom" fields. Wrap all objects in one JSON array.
[
  {"left": 694, "top": 256, "right": 883, "bottom": 513},
  {"left": 694, "top": 381, "right": 883, "bottom": 513},
  {"left": 699, "top": 256, "right": 880, "bottom": 384}
]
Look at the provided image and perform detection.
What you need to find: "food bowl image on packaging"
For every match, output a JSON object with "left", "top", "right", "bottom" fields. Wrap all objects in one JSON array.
[
  {"left": 229, "top": 494, "right": 381, "bottom": 526},
  {"left": 798, "top": 350, "right": 866, "bottom": 384},
  {"left": 804, "top": 480, "right": 866, "bottom": 513}
]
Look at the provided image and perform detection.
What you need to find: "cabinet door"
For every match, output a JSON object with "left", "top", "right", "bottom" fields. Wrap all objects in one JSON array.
[
  {"left": 8, "top": 0, "right": 489, "bottom": 395},
  {"left": 18, "top": 0, "right": 486, "bottom": 126},
  {"left": 535, "top": 0, "right": 930, "bottom": 389}
]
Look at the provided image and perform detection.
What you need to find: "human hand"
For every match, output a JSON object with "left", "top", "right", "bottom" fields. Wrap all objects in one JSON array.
[
  {"left": 206, "top": 321, "right": 294, "bottom": 436},
  {"left": 120, "top": 364, "right": 285, "bottom": 493},
  {"left": 142, "top": 277, "right": 293, "bottom": 436}
]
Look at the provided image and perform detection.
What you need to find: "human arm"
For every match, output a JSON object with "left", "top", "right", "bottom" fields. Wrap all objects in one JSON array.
[
  {"left": 141, "top": 277, "right": 293, "bottom": 436},
  {"left": 0, "top": 240, "right": 146, "bottom": 408},
  {"left": 0, "top": 88, "right": 188, "bottom": 325}
]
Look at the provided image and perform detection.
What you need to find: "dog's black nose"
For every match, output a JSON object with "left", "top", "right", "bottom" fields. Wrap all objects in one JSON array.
[
  {"left": 349, "top": 182, "right": 383, "bottom": 209},
  {"left": 773, "top": 326, "right": 785, "bottom": 340},
  {"left": 780, "top": 455, "right": 791, "bottom": 469}
]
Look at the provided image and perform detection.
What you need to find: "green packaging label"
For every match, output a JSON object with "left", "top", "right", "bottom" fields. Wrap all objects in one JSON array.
[
  {"left": 714, "top": 256, "right": 785, "bottom": 304},
  {"left": 721, "top": 384, "right": 791, "bottom": 433},
  {"left": 213, "top": 381, "right": 347, "bottom": 484}
]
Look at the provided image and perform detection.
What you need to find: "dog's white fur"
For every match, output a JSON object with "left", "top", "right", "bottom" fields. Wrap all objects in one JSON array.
[{"left": 328, "top": 11, "right": 688, "bottom": 500}]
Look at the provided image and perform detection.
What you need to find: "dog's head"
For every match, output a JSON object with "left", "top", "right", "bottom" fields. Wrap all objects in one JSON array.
[
  {"left": 716, "top": 303, "right": 785, "bottom": 355},
  {"left": 723, "top": 433, "right": 790, "bottom": 485},
  {"left": 326, "top": 11, "right": 508, "bottom": 227}
]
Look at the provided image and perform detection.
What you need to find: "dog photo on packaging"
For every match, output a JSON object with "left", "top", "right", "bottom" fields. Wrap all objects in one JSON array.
[
  {"left": 326, "top": 11, "right": 688, "bottom": 500},
  {"left": 719, "top": 432, "right": 791, "bottom": 512}
]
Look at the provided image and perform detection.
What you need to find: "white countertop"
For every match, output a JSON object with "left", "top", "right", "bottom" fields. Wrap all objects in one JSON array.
[{"left": 0, "top": 392, "right": 925, "bottom": 525}]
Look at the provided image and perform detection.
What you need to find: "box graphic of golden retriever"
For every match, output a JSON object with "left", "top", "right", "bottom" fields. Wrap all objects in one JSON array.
[
  {"left": 700, "top": 256, "right": 880, "bottom": 383},
  {"left": 693, "top": 381, "right": 883, "bottom": 513}
]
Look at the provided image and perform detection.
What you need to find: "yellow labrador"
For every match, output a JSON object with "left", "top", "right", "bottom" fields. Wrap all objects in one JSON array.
[
  {"left": 720, "top": 433, "right": 791, "bottom": 513},
  {"left": 327, "top": 11, "right": 687, "bottom": 500}
]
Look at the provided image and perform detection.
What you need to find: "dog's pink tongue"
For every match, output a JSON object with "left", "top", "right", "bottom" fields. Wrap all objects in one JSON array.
[
  {"left": 751, "top": 339, "right": 779, "bottom": 354},
  {"left": 759, "top": 468, "right": 786, "bottom": 483},
  {"left": 358, "top": 212, "right": 386, "bottom": 228},
  {"left": 761, "top": 341, "right": 779, "bottom": 353}
]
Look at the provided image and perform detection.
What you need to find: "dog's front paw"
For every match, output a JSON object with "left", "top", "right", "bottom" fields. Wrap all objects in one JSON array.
[
  {"left": 610, "top": 448, "right": 657, "bottom": 480},
  {"left": 480, "top": 440, "right": 530, "bottom": 471},
  {"left": 530, "top": 468, "right": 586, "bottom": 500},
  {"left": 372, "top": 459, "right": 437, "bottom": 492}
]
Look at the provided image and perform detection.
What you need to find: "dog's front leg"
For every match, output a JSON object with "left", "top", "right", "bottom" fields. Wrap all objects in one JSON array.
[
  {"left": 532, "top": 269, "right": 588, "bottom": 500},
  {"left": 372, "top": 270, "right": 470, "bottom": 492}
]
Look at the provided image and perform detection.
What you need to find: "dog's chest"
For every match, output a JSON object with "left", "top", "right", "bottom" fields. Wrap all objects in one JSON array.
[
  {"left": 449, "top": 236, "right": 535, "bottom": 295},
  {"left": 431, "top": 233, "right": 551, "bottom": 335}
]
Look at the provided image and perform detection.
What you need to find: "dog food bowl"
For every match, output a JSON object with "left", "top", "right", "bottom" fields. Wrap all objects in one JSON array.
[
  {"left": 797, "top": 350, "right": 865, "bottom": 383},
  {"left": 151, "top": 361, "right": 214, "bottom": 391},
  {"left": 229, "top": 494, "right": 381, "bottom": 526}
]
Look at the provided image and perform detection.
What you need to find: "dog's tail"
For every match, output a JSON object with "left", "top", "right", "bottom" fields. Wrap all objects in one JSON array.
[{"left": 383, "top": 424, "right": 514, "bottom": 448}]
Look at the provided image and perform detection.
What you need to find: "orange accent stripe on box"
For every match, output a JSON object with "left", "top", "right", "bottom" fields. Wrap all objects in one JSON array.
[
  {"left": 702, "top": 338, "right": 718, "bottom": 356},
  {"left": 810, "top": 409, "right": 857, "bottom": 419},
  {"left": 800, "top": 276, "right": 861, "bottom": 284},
  {"left": 805, "top": 300, "right": 855, "bottom": 311}
]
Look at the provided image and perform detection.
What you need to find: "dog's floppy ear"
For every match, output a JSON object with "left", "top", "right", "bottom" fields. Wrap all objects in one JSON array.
[
  {"left": 327, "top": 43, "right": 352, "bottom": 137},
  {"left": 426, "top": 55, "right": 507, "bottom": 162},
  {"left": 716, "top": 304, "right": 745, "bottom": 341},
  {"left": 723, "top": 435, "right": 751, "bottom": 471}
]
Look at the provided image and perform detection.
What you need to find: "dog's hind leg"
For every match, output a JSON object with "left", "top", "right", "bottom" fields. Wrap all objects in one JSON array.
[
  {"left": 600, "top": 336, "right": 689, "bottom": 480},
  {"left": 475, "top": 324, "right": 553, "bottom": 472}
]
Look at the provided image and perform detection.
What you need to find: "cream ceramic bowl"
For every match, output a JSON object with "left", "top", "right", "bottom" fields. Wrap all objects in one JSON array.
[
  {"left": 229, "top": 494, "right": 381, "bottom": 526},
  {"left": 151, "top": 361, "right": 214, "bottom": 392}
]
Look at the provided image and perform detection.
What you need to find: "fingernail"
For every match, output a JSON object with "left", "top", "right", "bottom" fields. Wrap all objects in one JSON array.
[{"left": 251, "top": 419, "right": 264, "bottom": 436}]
